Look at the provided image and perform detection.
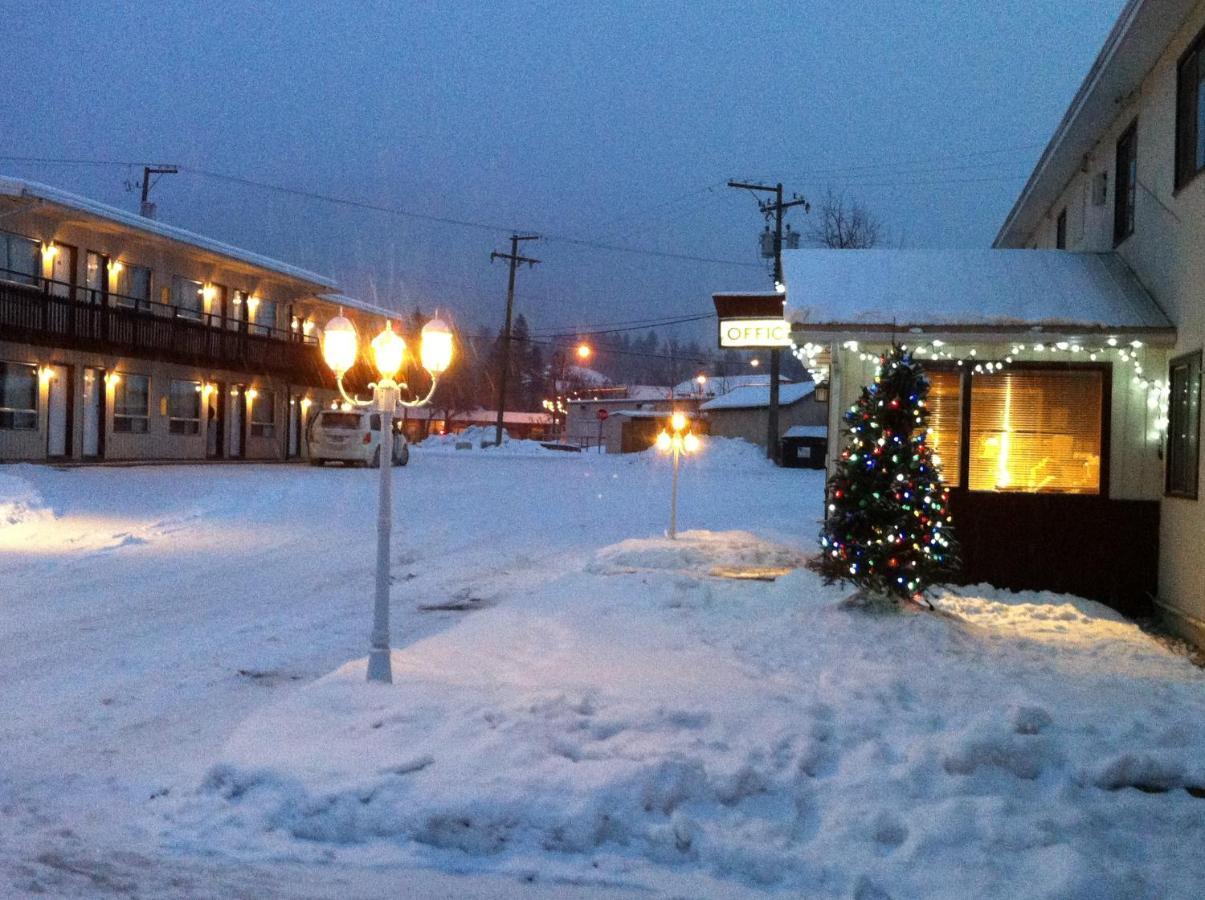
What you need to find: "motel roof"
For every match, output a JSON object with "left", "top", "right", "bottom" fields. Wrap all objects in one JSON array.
[
  {"left": 781, "top": 249, "right": 1175, "bottom": 344},
  {"left": 0, "top": 175, "right": 337, "bottom": 291}
]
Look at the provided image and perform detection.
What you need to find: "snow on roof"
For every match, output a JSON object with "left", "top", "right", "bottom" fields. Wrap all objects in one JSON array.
[
  {"left": 317, "top": 293, "right": 401, "bottom": 320},
  {"left": 783, "top": 425, "right": 828, "bottom": 439},
  {"left": 572, "top": 385, "right": 672, "bottom": 403},
  {"left": 996, "top": 0, "right": 1197, "bottom": 247},
  {"left": 612, "top": 409, "right": 691, "bottom": 420},
  {"left": 700, "top": 381, "right": 816, "bottom": 412},
  {"left": 783, "top": 250, "right": 1172, "bottom": 336},
  {"left": 0, "top": 175, "right": 337, "bottom": 289}
]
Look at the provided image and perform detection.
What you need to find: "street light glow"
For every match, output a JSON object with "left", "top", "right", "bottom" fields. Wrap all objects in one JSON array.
[
  {"left": 576, "top": 342, "right": 592, "bottom": 361},
  {"left": 371, "top": 321, "right": 406, "bottom": 380},
  {"left": 421, "top": 318, "right": 454, "bottom": 375},
  {"left": 322, "top": 315, "right": 359, "bottom": 375}
]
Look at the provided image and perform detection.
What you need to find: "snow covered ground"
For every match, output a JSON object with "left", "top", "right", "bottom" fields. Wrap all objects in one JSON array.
[{"left": 1, "top": 441, "right": 1203, "bottom": 898}]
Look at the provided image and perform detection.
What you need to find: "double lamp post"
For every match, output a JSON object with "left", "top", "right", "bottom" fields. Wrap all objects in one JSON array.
[{"left": 322, "top": 313, "right": 454, "bottom": 684}]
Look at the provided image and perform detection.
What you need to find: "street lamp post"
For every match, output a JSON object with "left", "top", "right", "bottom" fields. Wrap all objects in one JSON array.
[
  {"left": 322, "top": 314, "right": 454, "bottom": 684},
  {"left": 655, "top": 412, "right": 701, "bottom": 539}
]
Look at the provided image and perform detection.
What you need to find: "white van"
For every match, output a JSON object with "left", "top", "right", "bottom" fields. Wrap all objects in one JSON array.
[{"left": 307, "top": 410, "right": 410, "bottom": 467}]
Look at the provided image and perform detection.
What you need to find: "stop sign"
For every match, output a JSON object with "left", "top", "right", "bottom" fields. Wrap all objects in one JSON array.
[{"left": 596, "top": 408, "right": 609, "bottom": 422}]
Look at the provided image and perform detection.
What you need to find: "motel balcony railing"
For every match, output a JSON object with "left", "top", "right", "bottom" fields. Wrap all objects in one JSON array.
[{"left": 0, "top": 269, "right": 333, "bottom": 386}]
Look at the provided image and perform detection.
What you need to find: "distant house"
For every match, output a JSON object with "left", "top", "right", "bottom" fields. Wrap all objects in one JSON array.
[
  {"left": 699, "top": 381, "right": 825, "bottom": 451},
  {"left": 402, "top": 407, "right": 554, "bottom": 442},
  {"left": 563, "top": 385, "right": 683, "bottom": 451},
  {"left": 775, "top": 0, "right": 1205, "bottom": 635}
]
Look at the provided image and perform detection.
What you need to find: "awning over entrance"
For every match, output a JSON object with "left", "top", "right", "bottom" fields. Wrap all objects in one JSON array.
[{"left": 782, "top": 249, "right": 1175, "bottom": 346}]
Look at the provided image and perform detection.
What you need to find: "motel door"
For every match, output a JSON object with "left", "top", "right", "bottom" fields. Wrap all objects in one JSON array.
[
  {"left": 47, "top": 243, "right": 77, "bottom": 298},
  {"left": 46, "top": 364, "right": 72, "bottom": 458},
  {"left": 228, "top": 385, "right": 246, "bottom": 459},
  {"left": 81, "top": 367, "right": 105, "bottom": 459},
  {"left": 206, "top": 381, "right": 226, "bottom": 459},
  {"left": 286, "top": 395, "right": 303, "bottom": 458}
]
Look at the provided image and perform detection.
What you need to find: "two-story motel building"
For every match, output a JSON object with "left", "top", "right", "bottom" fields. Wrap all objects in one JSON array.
[{"left": 0, "top": 176, "right": 392, "bottom": 463}]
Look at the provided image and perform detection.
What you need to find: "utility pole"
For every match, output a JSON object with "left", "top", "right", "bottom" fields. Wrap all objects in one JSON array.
[
  {"left": 139, "top": 165, "right": 178, "bottom": 219},
  {"left": 490, "top": 234, "right": 540, "bottom": 446},
  {"left": 727, "top": 180, "right": 808, "bottom": 464}
]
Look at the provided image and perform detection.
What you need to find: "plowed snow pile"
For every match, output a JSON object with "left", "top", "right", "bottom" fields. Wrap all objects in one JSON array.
[
  {"left": 164, "top": 531, "right": 1205, "bottom": 898},
  {"left": 0, "top": 469, "right": 49, "bottom": 527}
]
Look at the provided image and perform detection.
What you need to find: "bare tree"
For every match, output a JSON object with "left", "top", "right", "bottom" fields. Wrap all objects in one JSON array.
[{"left": 806, "top": 188, "right": 883, "bottom": 249}]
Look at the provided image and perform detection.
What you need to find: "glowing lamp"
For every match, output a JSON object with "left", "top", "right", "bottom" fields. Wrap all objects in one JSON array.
[
  {"left": 42, "top": 242, "right": 58, "bottom": 259},
  {"left": 656, "top": 430, "right": 672, "bottom": 452},
  {"left": 750, "top": 358, "right": 760, "bottom": 368},
  {"left": 39, "top": 366, "right": 55, "bottom": 384},
  {"left": 576, "top": 343, "right": 592, "bottom": 361},
  {"left": 683, "top": 433, "right": 700, "bottom": 454},
  {"left": 322, "top": 315, "right": 359, "bottom": 375},
  {"left": 246, "top": 388, "right": 258, "bottom": 401},
  {"left": 671, "top": 412, "right": 687, "bottom": 433},
  {"left": 107, "top": 260, "right": 123, "bottom": 275},
  {"left": 420, "top": 317, "right": 454, "bottom": 375},
  {"left": 371, "top": 321, "right": 407, "bottom": 380},
  {"left": 696, "top": 374, "right": 706, "bottom": 386}
]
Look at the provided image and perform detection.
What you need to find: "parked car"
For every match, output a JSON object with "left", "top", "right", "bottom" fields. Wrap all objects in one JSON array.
[{"left": 307, "top": 410, "right": 410, "bottom": 467}]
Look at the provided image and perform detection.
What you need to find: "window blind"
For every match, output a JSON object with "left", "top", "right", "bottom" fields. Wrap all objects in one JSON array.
[
  {"left": 925, "top": 371, "right": 963, "bottom": 487},
  {"left": 968, "top": 369, "right": 1103, "bottom": 494}
]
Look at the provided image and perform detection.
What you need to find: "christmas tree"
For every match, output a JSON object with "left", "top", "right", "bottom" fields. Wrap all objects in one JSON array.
[{"left": 810, "top": 345, "right": 957, "bottom": 605}]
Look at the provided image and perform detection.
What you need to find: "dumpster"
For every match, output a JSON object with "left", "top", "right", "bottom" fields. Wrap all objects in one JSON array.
[{"left": 781, "top": 425, "right": 827, "bottom": 469}]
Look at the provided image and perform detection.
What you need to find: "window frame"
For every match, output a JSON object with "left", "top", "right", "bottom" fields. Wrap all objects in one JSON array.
[
  {"left": 923, "top": 361, "right": 1111, "bottom": 498},
  {"left": 112, "top": 372, "right": 151, "bottom": 434},
  {"left": 0, "top": 361, "right": 38, "bottom": 430},
  {"left": 1055, "top": 208, "right": 1067, "bottom": 249},
  {"left": 1175, "top": 25, "right": 1205, "bottom": 192},
  {"left": 250, "top": 390, "right": 276, "bottom": 438},
  {"left": 1165, "top": 350, "right": 1201, "bottom": 500},
  {"left": 171, "top": 275, "right": 205, "bottom": 321},
  {"left": 168, "top": 379, "right": 203, "bottom": 436},
  {"left": 1113, "top": 121, "right": 1138, "bottom": 247},
  {"left": 0, "top": 231, "right": 41, "bottom": 287}
]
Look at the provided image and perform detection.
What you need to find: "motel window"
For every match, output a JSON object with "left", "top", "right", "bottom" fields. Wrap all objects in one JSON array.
[
  {"left": 249, "top": 297, "right": 277, "bottom": 336},
  {"left": 0, "top": 231, "right": 40, "bottom": 286},
  {"left": 172, "top": 276, "right": 204, "bottom": 321},
  {"left": 926, "top": 371, "right": 964, "bottom": 488},
  {"left": 968, "top": 369, "right": 1103, "bottom": 495},
  {"left": 113, "top": 374, "right": 150, "bottom": 434},
  {"left": 1175, "top": 27, "right": 1205, "bottom": 190},
  {"left": 1055, "top": 209, "right": 1067, "bottom": 249},
  {"left": 0, "top": 362, "right": 38, "bottom": 430},
  {"left": 1114, "top": 122, "right": 1137, "bottom": 246},
  {"left": 250, "top": 390, "right": 275, "bottom": 438},
  {"left": 112, "top": 264, "right": 151, "bottom": 310},
  {"left": 1166, "top": 352, "right": 1201, "bottom": 499},
  {"left": 168, "top": 380, "right": 202, "bottom": 435}
]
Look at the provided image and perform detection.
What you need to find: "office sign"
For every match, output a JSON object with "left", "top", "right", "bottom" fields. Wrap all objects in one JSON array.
[{"left": 719, "top": 318, "right": 792, "bottom": 348}]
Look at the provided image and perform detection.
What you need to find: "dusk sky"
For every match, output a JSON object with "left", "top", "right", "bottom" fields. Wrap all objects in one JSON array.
[{"left": 1, "top": 0, "right": 1126, "bottom": 342}]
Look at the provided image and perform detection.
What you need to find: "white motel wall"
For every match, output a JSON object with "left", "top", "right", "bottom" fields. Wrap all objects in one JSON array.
[{"left": 1000, "top": 0, "right": 1205, "bottom": 643}]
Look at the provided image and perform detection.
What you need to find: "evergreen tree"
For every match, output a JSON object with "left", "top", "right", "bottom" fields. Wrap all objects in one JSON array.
[{"left": 810, "top": 345, "right": 957, "bottom": 605}]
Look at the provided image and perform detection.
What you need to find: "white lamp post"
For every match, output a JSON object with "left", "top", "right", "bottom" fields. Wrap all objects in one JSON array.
[
  {"left": 322, "top": 313, "right": 454, "bottom": 684},
  {"left": 655, "top": 411, "right": 701, "bottom": 539}
]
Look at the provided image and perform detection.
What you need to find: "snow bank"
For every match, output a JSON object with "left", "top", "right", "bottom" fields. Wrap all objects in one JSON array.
[
  {"left": 416, "top": 426, "right": 567, "bottom": 457},
  {"left": 588, "top": 530, "right": 807, "bottom": 576},
  {"left": 0, "top": 469, "right": 49, "bottom": 527},
  {"left": 630, "top": 436, "right": 776, "bottom": 470},
  {"left": 164, "top": 527, "right": 1205, "bottom": 897}
]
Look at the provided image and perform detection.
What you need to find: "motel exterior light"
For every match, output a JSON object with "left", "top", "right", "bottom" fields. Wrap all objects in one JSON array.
[{"left": 321, "top": 311, "right": 456, "bottom": 685}]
